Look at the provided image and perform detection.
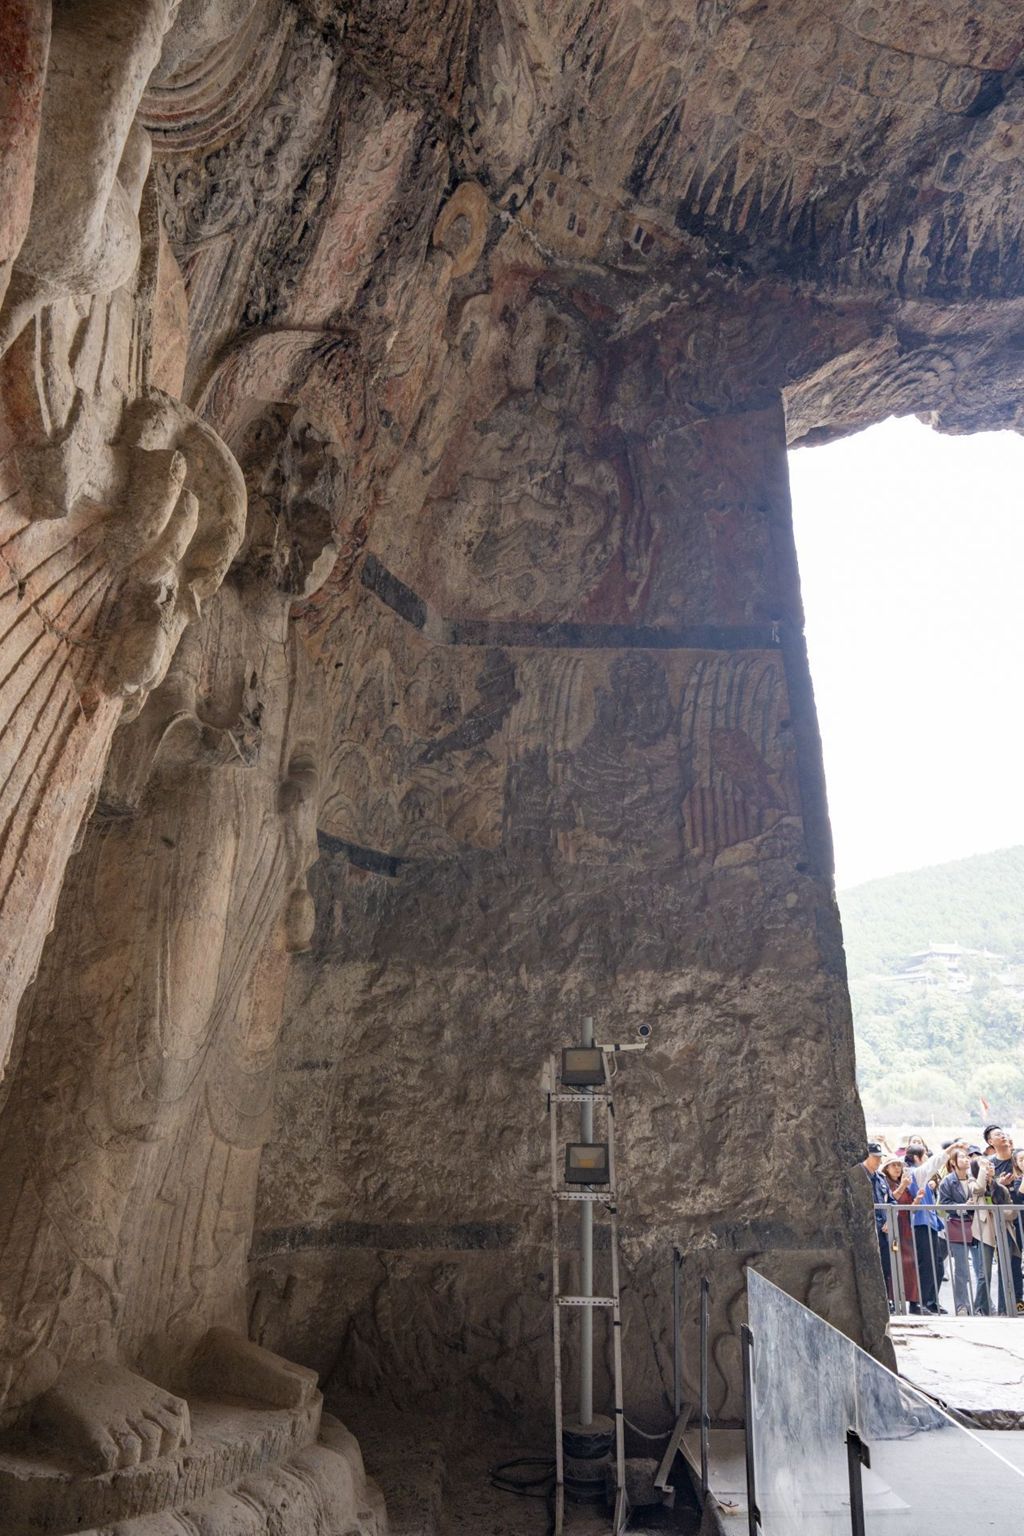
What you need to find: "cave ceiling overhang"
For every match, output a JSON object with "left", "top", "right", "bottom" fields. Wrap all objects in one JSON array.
[{"left": 129, "top": 0, "right": 1024, "bottom": 660}]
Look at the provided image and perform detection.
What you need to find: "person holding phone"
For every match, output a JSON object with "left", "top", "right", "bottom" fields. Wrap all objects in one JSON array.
[
  {"left": 974, "top": 1142, "right": 1014, "bottom": 1315},
  {"left": 905, "top": 1146, "right": 945, "bottom": 1313},
  {"left": 938, "top": 1148, "right": 985, "bottom": 1315},
  {"left": 881, "top": 1153, "right": 922, "bottom": 1312}
]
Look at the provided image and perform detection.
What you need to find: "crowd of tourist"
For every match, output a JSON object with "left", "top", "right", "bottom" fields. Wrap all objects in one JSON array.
[{"left": 860, "top": 1125, "right": 1024, "bottom": 1317}]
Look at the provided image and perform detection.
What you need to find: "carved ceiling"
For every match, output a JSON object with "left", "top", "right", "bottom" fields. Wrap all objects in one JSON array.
[{"left": 138, "top": 0, "right": 1024, "bottom": 465}]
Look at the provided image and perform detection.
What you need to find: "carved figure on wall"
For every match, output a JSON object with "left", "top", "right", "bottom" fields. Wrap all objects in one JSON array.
[
  {"left": 563, "top": 652, "right": 689, "bottom": 862},
  {"left": 0, "top": 0, "right": 169, "bottom": 355},
  {"left": 0, "top": 404, "right": 344, "bottom": 1528},
  {"left": 418, "top": 301, "right": 624, "bottom": 623},
  {"left": 680, "top": 653, "right": 795, "bottom": 860},
  {"left": 0, "top": 0, "right": 265, "bottom": 354},
  {"left": 0, "top": 292, "right": 245, "bottom": 1071},
  {"left": 0, "top": 2, "right": 249, "bottom": 1066},
  {"left": 419, "top": 648, "right": 519, "bottom": 762}
]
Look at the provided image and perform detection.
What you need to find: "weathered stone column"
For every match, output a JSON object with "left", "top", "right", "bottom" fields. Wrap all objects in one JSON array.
[{"left": 252, "top": 276, "right": 887, "bottom": 1426}]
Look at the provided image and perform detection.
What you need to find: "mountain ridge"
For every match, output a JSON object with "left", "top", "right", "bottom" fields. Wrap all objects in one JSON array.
[
  {"left": 839, "top": 845, "right": 1024, "bottom": 1124},
  {"left": 840, "top": 845, "right": 1024, "bottom": 980}
]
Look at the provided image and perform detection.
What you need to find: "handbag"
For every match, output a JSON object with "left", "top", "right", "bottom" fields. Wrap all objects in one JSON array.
[{"left": 946, "top": 1211, "right": 973, "bottom": 1244}]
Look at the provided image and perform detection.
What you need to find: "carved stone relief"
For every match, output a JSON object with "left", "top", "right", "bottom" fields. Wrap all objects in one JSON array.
[
  {"left": 0, "top": 4, "right": 246, "bottom": 1071},
  {"left": 0, "top": 391, "right": 371, "bottom": 1533}
]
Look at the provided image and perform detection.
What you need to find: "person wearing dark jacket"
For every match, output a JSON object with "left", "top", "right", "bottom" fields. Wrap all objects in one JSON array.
[
  {"left": 938, "top": 1149, "right": 985, "bottom": 1315},
  {"left": 861, "top": 1142, "right": 894, "bottom": 1306},
  {"left": 1008, "top": 1147, "right": 1024, "bottom": 1312}
]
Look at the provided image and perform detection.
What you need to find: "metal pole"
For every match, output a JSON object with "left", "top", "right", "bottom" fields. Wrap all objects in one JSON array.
[
  {"left": 700, "top": 1275, "right": 710, "bottom": 1501},
  {"left": 845, "top": 1428, "right": 869, "bottom": 1536},
  {"left": 672, "top": 1246, "right": 682, "bottom": 1420},
  {"left": 993, "top": 1201, "right": 1014, "bottom": 1316},
  {"left": 741, "top": 1325, "right": 760, "bottom": 1536},
  {"left": 549, "top": 1055, "right": 565, "bottom": 1536},
  {"left": 580, "top": 1015, "right": 595, "bottom": 1427},
  {"left": 607, "top": 1072, "right": 627, "bottom": 1535},
  {"left": 886, "top": 1208, "right": 906, "bottom": 1314}
]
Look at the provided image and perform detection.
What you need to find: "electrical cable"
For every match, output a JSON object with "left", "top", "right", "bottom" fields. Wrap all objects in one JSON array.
[
  {"left": 489, "top": 1456, "right": 556, "bottom": 1535},
  {"left": 623, "top": 1415, "right": 672, "bottom": 1440}
]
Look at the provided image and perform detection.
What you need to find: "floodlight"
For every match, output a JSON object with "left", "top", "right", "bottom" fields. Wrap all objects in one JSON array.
[
  {"left": 565, "top": 1142, "right": 611, "bottom": 1185},
  {"left": 561, "top": 1047, "right": 605, "bottom": 1087}
]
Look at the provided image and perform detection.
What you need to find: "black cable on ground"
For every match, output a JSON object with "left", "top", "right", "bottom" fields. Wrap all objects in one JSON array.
[
  {"left": 489, "top": 1456, "right": 557, "bottom": 1535},
  {"left": 624, "top": 1414, "right": 673, "bottom": 1440}
]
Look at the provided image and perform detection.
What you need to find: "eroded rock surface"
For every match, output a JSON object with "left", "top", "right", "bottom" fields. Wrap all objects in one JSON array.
[{"left": 2, "top": 0, "right": 1024, "bottom": 1528}]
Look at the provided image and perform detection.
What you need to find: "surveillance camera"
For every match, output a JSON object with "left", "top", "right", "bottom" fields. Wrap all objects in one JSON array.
[{"left": 637, "top": 1022, "right": 652, "bottom": 1040}]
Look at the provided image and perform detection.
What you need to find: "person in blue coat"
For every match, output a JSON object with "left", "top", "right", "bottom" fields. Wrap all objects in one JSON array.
[{"left": 905, "top": 1146, "right": 945, "bottom": 1313}]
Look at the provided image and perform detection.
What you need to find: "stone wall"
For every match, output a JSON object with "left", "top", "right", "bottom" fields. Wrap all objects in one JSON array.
[{"left": 251, "top": 362, "right": 885, "bottom": 1430}]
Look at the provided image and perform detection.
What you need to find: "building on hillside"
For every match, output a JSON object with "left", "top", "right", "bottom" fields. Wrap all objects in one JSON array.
[{"left": 873, "top": 943, "right": 1017, "bottom": 993}]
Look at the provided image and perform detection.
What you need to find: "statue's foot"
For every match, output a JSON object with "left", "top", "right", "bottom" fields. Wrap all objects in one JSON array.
[
  {"left": 30, "top": 1359, "right": 191, "bottom": 1473},
  {"left": 189, "top": 1327, "right": 319, "bottom": 1410}
]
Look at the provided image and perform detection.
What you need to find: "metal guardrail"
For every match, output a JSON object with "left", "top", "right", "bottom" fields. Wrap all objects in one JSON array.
[{"left": 872, "top": 1199, "right": 1024, "bottom": 1318}]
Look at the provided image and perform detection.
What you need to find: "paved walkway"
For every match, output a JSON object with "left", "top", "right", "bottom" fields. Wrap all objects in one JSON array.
[{"left": 890, "top": 1314, "right": 1024, "bottom": 1426}]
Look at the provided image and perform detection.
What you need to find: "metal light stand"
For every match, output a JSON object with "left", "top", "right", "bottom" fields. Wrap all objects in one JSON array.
[
  {"left": 654, "top": 1246, "right": 689, "bottom": 1498},
  {"left": 606, "top": 1071, "right": 627, "bottom": 1536},
  {"left": 548, "top": 1023, "right": 648, "bottom": 1536},
  {"left": 550, "top": 1037, "right": 624, "bottom": 1535},
  {"left": 673, "top": 1246, "right": 682, "bottom": 1420},
  {"left": 550, "top": 1077, "right": 567, "bottom": 1536}
]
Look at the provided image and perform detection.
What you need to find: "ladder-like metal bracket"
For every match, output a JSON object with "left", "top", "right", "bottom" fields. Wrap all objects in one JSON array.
[
  {"left": 549, "top": 1045, "right": 626, "bottom": 1536},
  {"left": 554, "top": 1189, "right": 615, "bottom": 1201},
  {"left": 551, "top": 1092, "right": 613, "bottom": 1103}
]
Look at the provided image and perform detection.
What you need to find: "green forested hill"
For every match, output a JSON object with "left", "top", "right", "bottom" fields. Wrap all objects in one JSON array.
[
  {"left": 840, "top": 848, "right": 1024, "bottom": 1125},
  {"left": 840, "top": 846, "right": 1024, "bottom": 979}
]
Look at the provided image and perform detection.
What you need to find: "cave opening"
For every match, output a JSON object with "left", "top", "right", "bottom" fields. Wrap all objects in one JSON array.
[{"left": 790, "top": 417, "right": 1024, "bottom": 1135}]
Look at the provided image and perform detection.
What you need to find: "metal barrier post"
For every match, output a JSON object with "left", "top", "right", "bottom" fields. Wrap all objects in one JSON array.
[
  {"left": 672, "top": 1246, "right": 683, "bottom": 1419},
  {"left": 700, "top": 1275, "right": 710, "bottom": 1501},
  {"left": 909, "top": 1206, "right": 923, "bottom": 1311},
  {"left": 927, "top": 1216, "right": 941, "bottom": 1312},
  {"left": 845, "top": 1428, "right": 869, "bottom": 1536},
  {"left": 741, "top": 1324, "right": 760, "bottom": 1536},
  {"left": 993, "top": 1202, "right": 1015, "bottom": 1316},
  {"left": 938, "top": 1207, "right": 954, "bottom": 1313},
  {"left": 885, "top": 1207, "right": 907, "bottom": 1313}
]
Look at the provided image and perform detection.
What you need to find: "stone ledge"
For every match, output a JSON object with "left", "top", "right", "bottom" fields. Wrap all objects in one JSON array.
[{"left": 0, "top": 1395, "right": 329, "bottom": 1534}]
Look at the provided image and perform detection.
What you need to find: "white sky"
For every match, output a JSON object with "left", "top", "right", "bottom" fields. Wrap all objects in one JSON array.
[{"left": 788, "top": 416, "right": 1024, "bottom": 891}]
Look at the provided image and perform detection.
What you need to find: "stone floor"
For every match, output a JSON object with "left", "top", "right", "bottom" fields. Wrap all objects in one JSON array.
[
  {"left": 890, "top": 1315, "right": 1024, "bottom": 1427},
  {"left": 330, "top": 1393, "right": 700, "bottom": 1536},
  {"left": 332, "top": 1384, "right": 1024, "bottom": 1535},
  {"left": 443, "top": 1446, "right": 699, "bottom": 1536}
]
